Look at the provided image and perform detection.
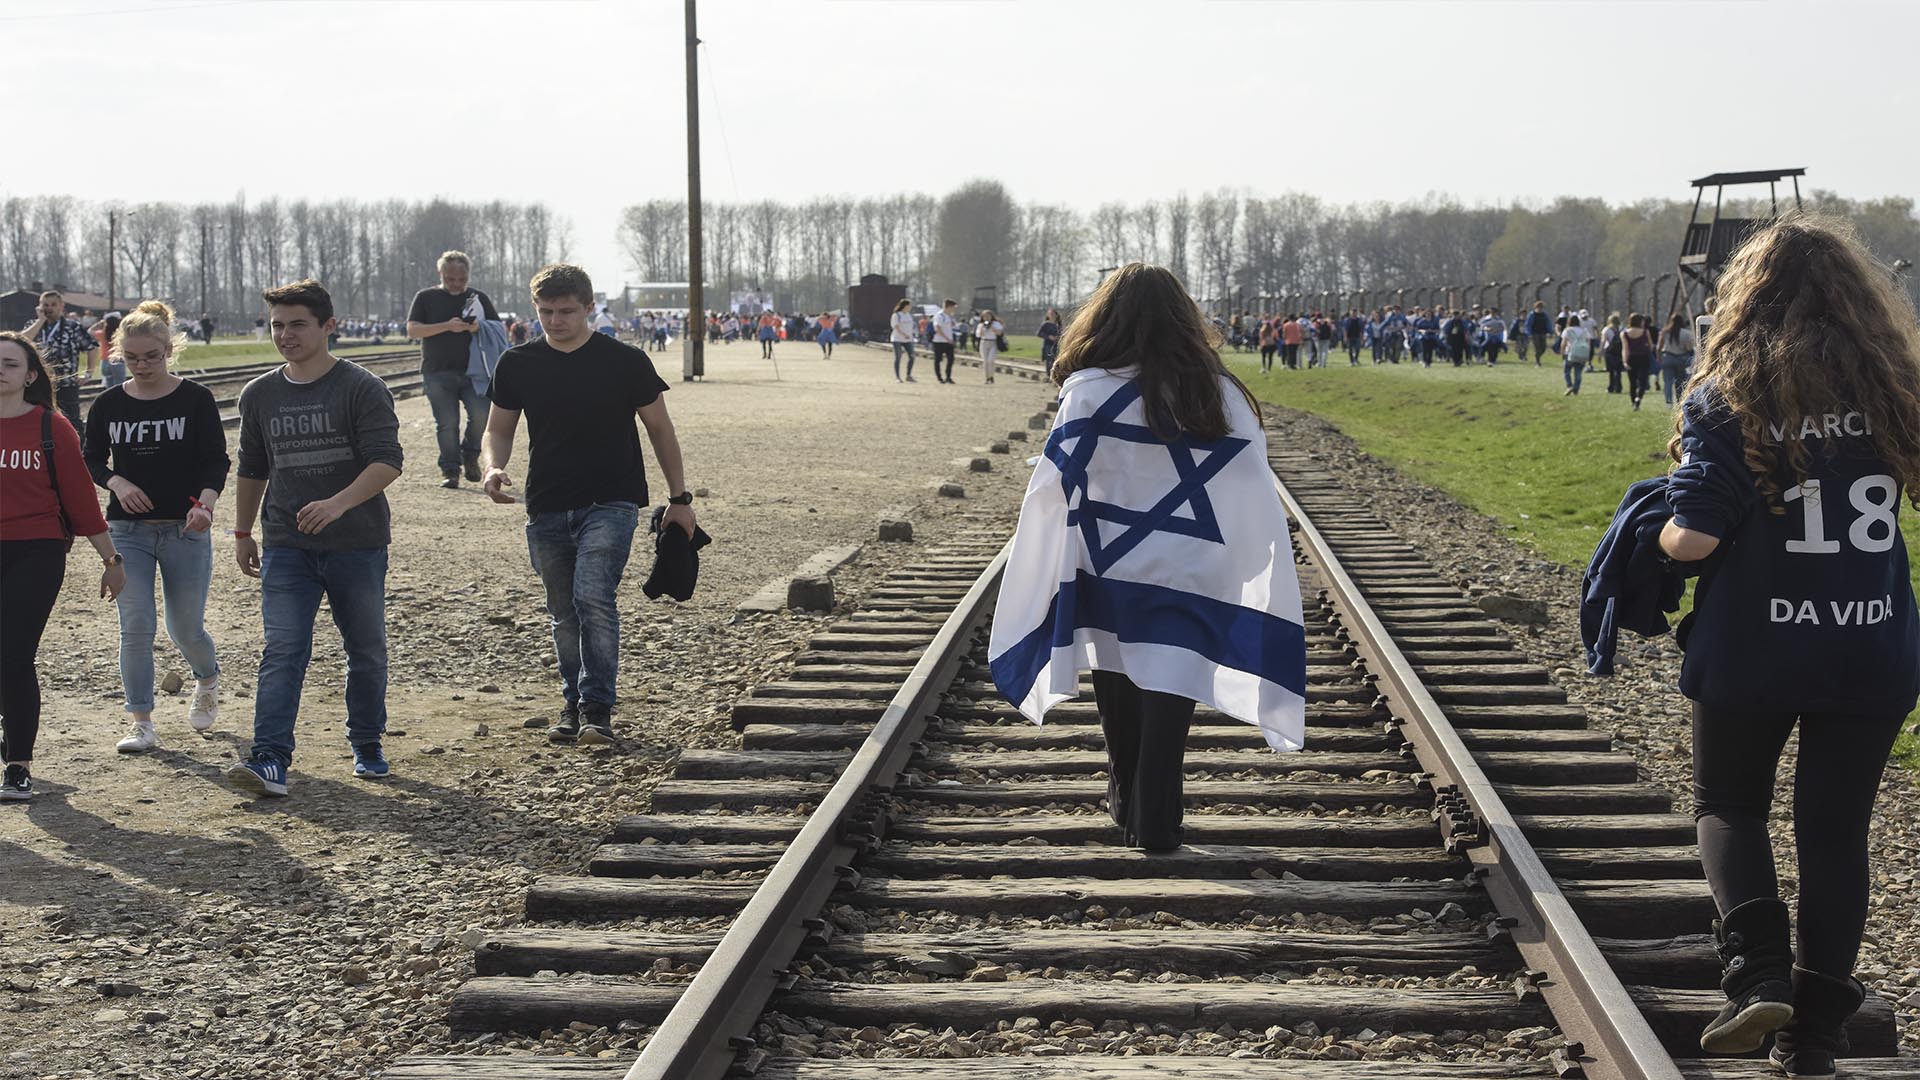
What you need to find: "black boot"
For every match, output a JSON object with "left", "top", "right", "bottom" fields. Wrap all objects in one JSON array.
[
  {"left": 1769, "top": 966, "right": 1865, "bottom": 1079},
  {"left": 1699, "top": 897, "right": 1795, "bottom": 1053},
  {"left": 463, "top": 452, "right": 483, "bottom": 483}
]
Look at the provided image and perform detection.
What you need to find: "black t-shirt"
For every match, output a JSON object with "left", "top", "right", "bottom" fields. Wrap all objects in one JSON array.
[
  {"left": 490, "top": 333, "right": 671, "bottom": 515},
  {"left": 82, "top": 379, "right": 231, "bottom": 520},
  {"left": 407, "top": 287, "right": 499, "bottom": 373}
]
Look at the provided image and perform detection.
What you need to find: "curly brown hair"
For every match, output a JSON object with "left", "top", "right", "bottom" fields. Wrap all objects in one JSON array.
[
  {"left": 1670, "top": 212, "right": 1920, "bottom": 512},
  {"left": 1051, "top": 262, "right": 1259, "bottom": 441}
]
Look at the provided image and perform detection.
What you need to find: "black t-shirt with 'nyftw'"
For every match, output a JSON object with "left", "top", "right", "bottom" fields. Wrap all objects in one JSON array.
[
  {"left": 489, "top": 332, "right": 670, "bottom": 515},
  {"left": 407, "top": 287, "right": 499, "bottom": 373}
]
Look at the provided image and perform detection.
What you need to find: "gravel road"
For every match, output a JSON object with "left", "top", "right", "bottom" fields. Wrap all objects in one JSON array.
[{"left": 0, "top": 341, "right": 1050, "bottom": 1079}]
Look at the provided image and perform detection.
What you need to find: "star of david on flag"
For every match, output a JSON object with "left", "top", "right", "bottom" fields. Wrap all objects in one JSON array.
[
  {"left": 989, "top": 368, "right": 1309, "bottom": 752},
  {"left": 1046, "top": 381, "right": 1250, "bottom": 575}
]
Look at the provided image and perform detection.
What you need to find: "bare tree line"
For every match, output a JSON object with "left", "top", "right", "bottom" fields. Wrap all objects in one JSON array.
[
  {"left": 618, "top": 183, "right": 1919, "bottom": 316},
  {"left": 0, "top": 194, "right": 570, "bottom": 326}
]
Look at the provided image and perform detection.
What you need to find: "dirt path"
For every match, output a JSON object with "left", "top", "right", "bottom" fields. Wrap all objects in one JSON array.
[{"left": 1, "top": 340, "right": 1049, "bottom": 1079}]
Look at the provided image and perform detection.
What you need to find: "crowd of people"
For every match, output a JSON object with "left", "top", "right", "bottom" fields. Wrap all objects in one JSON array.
[
  {"left": 4, "top": 219, "right": 1915, "bottom": 1080},
  {"left": 1228, "top": 299, "right": 1703, "bottom": 410},
  {"left": 4, "top": 259, "right": 697, "bottom": 802}
]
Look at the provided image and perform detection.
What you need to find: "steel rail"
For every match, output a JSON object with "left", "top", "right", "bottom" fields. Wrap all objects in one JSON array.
[
  {"left": 623, "top": 541, "right": 1011, "bottom": 1080},
  {"left": 1273, "top": 475, "right": 1684, "bottom": 1080}
]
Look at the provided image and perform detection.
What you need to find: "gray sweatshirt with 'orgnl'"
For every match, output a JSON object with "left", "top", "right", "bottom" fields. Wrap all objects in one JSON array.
[{"left": 236, "top": 359, "right": 403, "bottom": 550}]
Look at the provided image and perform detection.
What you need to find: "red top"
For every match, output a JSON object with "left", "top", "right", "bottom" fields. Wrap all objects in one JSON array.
[{"left": 1, "top": 405, "right": 109, "bottom": 541}]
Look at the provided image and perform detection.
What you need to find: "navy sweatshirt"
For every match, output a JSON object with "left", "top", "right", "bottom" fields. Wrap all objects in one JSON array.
[{"left": 1670, "top": 387, "right": 1920, "bottom": 714}]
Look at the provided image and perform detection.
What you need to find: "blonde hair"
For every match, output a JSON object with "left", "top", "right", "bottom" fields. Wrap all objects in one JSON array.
[
  {"left": 437, "top": 250, "right": 471, "bottom": 271},
  {"left": 1670, "top": 212, "right": 1920, "bottom": 511},
  {"left": 114, "top": 300, "right": 188, "bottom": 361}
]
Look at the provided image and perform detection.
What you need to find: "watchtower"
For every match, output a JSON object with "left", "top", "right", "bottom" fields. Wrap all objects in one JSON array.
[{"left": 1672, "top": 168, "right": 1804, "bottom": 318}]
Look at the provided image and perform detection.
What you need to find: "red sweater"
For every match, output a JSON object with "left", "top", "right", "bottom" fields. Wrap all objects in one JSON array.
[{"left": 2, "top": 405, "right": 109, "bottom": 541}]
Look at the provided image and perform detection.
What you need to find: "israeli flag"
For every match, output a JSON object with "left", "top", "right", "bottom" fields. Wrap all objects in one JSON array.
[{"left": 988, "top": 367, "right": 1308, "bottom": 751}]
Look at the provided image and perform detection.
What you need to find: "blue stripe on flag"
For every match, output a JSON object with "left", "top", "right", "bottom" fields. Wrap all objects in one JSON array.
[{"left": 990, "top": 570, "right": 1307, "bottom": 709}]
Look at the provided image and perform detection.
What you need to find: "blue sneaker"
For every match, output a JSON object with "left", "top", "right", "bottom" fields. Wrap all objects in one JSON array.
[
  {"left": 226, "top": 755, "right": 288, "bottom": 797},
  {"left": 352, "top": 743, "right": 389, "bottom": 780}
]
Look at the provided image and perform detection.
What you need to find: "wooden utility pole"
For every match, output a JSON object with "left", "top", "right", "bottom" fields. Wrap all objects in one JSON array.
[{"left": 683, "top": 0, "right": 705, "bottom": 381}]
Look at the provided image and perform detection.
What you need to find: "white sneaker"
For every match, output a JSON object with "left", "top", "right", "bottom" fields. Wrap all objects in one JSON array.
[
  {"left": 189, "top": 683, "right": 218, "bottom": 733},
  {"left": 116, "top": 722, "right": 159, "bottom": 754}
]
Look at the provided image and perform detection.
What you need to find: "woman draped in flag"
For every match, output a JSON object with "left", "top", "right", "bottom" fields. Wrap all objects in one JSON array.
[{"left": 988, "top": 263, "right": 1307, "bottom": 853}]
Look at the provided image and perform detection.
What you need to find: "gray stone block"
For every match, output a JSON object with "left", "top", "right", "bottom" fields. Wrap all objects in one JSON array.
[
  {"left": 1476, "top": 593, "right": 1549, "bottom": 625},
  {"left": 877, "top": 518, "right": 914, "bottom": 542},
  {"left": 1027, "top": 413, "right": 1050, "bottom": 430},
  {"left": 938, "top": 482, "right": 967, "bottom": 498},
  {"left": 990, "top": 441, "right": 1010, "bottom": 454},
  {"left": 1006, "top": 430, "right": 1029, "bottom": 442},
  {"left": 787, "top": 575, "right": 835, "bottom": 613},
  {"left": 969, "top": 457, "right": 992, "bottom": 473}
]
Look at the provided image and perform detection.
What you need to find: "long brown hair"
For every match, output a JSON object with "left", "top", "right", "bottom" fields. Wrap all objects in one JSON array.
[
  {"left": 0, "top": 331, "right": 54, "bottom": 410},
  {"left": 1051, "top": 262, "right": 1259, "bottom": 441},
  {"left": 1669, "top": 212, "right": 1920, "bottom": 510}
]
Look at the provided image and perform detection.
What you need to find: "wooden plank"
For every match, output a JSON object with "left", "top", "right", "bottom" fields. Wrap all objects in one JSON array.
[
  {"left": 1679, "top": 1059, "right": 1919, "bottom": 1078},
  {"left": 736, "top": 699, "right": 1392, "bottom": 728},
  {"left": 449, "top": 975, "right": 678, "bottom": 1031},
  {"left": 467, "top": 926, "right": 1518, "bottom": 979},
  {"left": 741, "top": 722, "right": 1412, "bottom": 753},
  {"left": 473, "top": 928, "right": 721, "bottom": 975},
  {"left": 814, "top": 723, "right": 1599, "bottom": 753},
  {"left": 386, "top": 1058, "right": 633, "bottom": 1080},
  {"left": 1633, "top": 986, "right": 1899, "bottom": 1057},
  {"left": 1441, "top": 704, "right": 1590, "bottom": 730},
  {"left": 524, "top": 874, "right": 1484, "bottom": 923},
  {"left": 1424, "top": 686, "right": 1570, "bottom": 706},
  {"left": 771, "top": 980, "right": 1552, "bottom": 1031},
  {"left": 588, "top": 842, "right": 1467, "bottom": 881},
  {"left": 583, "top": 840, "right": 1698, "bottom": 883},
  {"left": 759, "top": 1061, "right": 1557, "bottom": 1079},
  {"left": 605, "top": 809, "right": 1690, "bottom": 850},
  {"left": 671, "top": 749, "right": 1419, "bottom": 782},
  {"left": 943, "top": 701, "right": 1392, "bottom": 728},
  {"left": 671, "top": 747, "right": 1634, "bottom": 785},
  {"left": 1409, "top": 665, "right": 1551, "bottom": 685}
]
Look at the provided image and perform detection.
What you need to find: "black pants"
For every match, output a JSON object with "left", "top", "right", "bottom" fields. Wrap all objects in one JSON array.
[
  {"left": 1282, "top": 343, "right": 1300, "bottom": 369},
  {"left": 1446, "top": 337, "right": 1466, "bottom": 366},
  {"left": 1, "top": 540, "right": 69, "bottom": 764},
  {"left": 1417, "top": 338, "right": 1437, "bottom": 366},
  {"left": 1092, "top": 670, "right": 1195, "bottom": 849},
  {"left": 931, "top": 342, "right": 955, "bottom": 381},
  {"left": 1692, "top": 700, "right": 1906, "bottom": 976},
  {"left": 1627, "top": 356, "right": 1651, "bottom": 404},
  {"left": 54, "top": 383, "right": 82, "bottom": 442},
  {"left": 1485, "top": 340, "right": 1504, "bottom": 365}
]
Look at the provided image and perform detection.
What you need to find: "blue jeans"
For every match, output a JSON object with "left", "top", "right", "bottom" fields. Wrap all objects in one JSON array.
[
  {"left": 110, "top": 521, "right": 219, "bottom": 713},
  {"left": 423, "top": 368, "right": 487, "bottom": 474},
  {"left": 1661, "top": 355, "right": 1691, "bottom": 405},
  {"left": 1564, "top": 358, "right": 1585, "bottom": 392},
  {"left": 892, "top": 341, "right": 916, "bottom": 377},
  {"left": 252, "top": 546, "right": 389, "bottom": 765},
  {"left": 101, "top": 359, "right": 128, "bottom": 388},
  {"left": 526, "top": 502, "right": 639, "bottom": 711}
]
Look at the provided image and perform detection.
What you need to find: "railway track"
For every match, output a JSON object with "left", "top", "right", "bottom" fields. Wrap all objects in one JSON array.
[
  {"left": 385, "top": 418, "right": 1909, "bottom": 1080},
  {"left": 77, "top": 348, "right": 423, "bottom": 428}
]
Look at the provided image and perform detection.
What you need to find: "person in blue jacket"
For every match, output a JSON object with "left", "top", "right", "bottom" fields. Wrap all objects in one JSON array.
[
  {"left": 1412, "top": 307, "right": 1440, "bottom": 367},
  {"left": 1659, "top": 215, "right": 1920, "bottom": 1074}
]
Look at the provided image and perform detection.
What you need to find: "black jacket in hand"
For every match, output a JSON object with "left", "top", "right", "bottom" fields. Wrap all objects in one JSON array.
[{"left": 644, "top": 505, "right": 712, "bottom": 601}]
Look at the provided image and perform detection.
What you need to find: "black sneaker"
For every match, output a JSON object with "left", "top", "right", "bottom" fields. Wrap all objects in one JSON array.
[
  {"left": 440, "top": 469, "right": 460, "bottom": 490},
  {"left": 547, "top": 707, "right": 582, "bottom": 744},
  {"left": 578, "top": 707, "right": 616, "bottom": 746},
  {"left": 1, "top": 764, "right": 31, "bottom": 802},
  {"left": 463, "top": 455, "right": 482, "bottom": 483}
]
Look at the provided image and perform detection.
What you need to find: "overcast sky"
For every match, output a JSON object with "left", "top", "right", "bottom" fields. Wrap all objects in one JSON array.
[{"left": 15, "top": 0, "right": 1917, "bottom": 294}]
